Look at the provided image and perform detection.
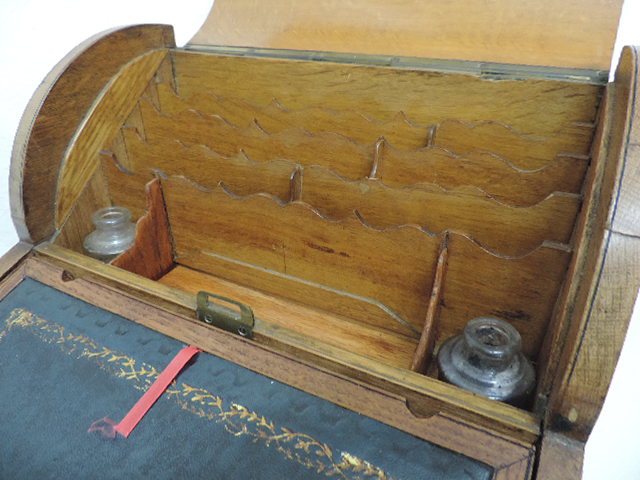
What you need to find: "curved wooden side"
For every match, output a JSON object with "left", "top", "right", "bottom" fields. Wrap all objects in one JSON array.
[
  {"left": 543, "top": 45, "right": 640, "bottom": 452},
  {"left": 9, "top": 24, "right": 175, "bottom": 244}
]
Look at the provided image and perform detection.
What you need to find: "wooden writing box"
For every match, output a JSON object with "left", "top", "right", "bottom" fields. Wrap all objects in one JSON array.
[{"left": 3, "top": 1, "right": 640, "bottom": 478}]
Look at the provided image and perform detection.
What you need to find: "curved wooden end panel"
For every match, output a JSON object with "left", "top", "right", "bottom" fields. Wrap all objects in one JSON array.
[
  {"left": 9, "top": 24, "right": 175, "bottom": 245},
  {"left": 544, "top": 45, "right": 640, "bottom": 446}
]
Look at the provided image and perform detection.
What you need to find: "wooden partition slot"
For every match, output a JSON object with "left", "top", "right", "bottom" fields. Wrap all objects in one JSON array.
[
  {"left": 155, "top": 83, "right": 432, "bottom": 149},
  {"left": 163, "top": 175, "right": 440, "bottom": 337},
  {"left": 120, "top": 128, "right": 298, "bottom": 199},
  {"left": 430, "top": 120, "right": 593, "bottom": 170},
  {"left": 158, "top": 266, "right": 418, "bottom": 368},
  {"left": 139, "top": 100, "right": 374, "bottom": 180},
  {"left": 439, "top": 236, "right": 572, "bottom": 361},
  {"left": 298, "top": 166, "right": 581, "bottom": 256},
  {"left": 171, "top": 51, "right": 601, "bottom": 147},
  {"left": 377, "top": 146, "right": 589, "bottom": 206}
]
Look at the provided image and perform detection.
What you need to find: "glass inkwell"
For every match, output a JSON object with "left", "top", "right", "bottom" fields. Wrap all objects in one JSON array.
[
  {"left": 437, "top": 317, "right": 535, "bottom": 406},
  {"left": 83, "top": 206, "right": 136, "bottom": 262}
]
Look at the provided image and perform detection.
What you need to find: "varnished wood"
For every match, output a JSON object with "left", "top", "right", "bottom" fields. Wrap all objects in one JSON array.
[
  {"left": 299, "top": 165, "right": 581, "bottom": 256},
  {"left": 111, "top": 179, "right": 174, "bottom": 280},
  {"left": 439, "top": 236, "right": 571, "bottom": 361},
  {"left": 9, "top": 25, "right": 175, "bottom": 244},
  {"left": 156, "top": 83, "right": 432, "bottom": 149},
  {"left": 25, "top": 247, "right": 541, "bottom": 445},
  {"left": 431, "top": 119, "right": 592, "bottom": 169},
  {"left": 55, "top": 166, "right": 112, "bottom": 253},
  {"left": 411, "top": 235, "right": 448, "bottom": 373},
  {"left": 546, "top": 46, "right": 640, "bottom": 442},
  {"left": 118, "top": 127, "right": 298, "bottom": 199},
  {"left": 139, "top": 99, "right": 374, "bottom": 180},
  {"left": 533, "top": 87, "right": 617, "bottom": 413},
  {"left": 535, "top": 432, "right": 584, "bottom": 480},
  {"left": 607, "top": 47, "right": 640, "bottom": 237},
  {"left": 159, "top": 266, "right": 418, "bottom": 368},
  {"left": 55, "top": 49, "right": 170, "bottom": 226},
  {"left": 379, "top": 147, "right": 588, "bottom": 207},
  {"left": 190, "top": 0, "right": 623, "bottom": 70},
  {"left": 163, "top": 176, "right": 440, "bottom": 336},
  {"left": 172, "top": 50, "right": 601, "bottom": 139},
  {"left": 0, "top": 242, "right": 32, "bottom": 281}
]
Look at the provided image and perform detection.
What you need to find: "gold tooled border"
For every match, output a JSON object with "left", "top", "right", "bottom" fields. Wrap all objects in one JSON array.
[{"left": 1, "top": 308, "right": 396, "bottom": 480}]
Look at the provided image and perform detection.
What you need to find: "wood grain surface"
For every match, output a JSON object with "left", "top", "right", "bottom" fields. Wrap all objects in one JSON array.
[
  {"left": 545, "top": 46, "right": 640, "bottom": 443},
  {"left": 9, "top": 24, "right": 175, "bottom": 244},
  {"left": 190, "top": 0, "right": 623, "bottom": 70},
  {"left": 26, "top": 246, "right": 542, "bottom": 446},
  {"left": 111, "top": 179, "right": 174, "bottom": 280},
  {"left": 172, "top": 51, "right": 601, "bottom": 139},
  {"left": 55, "top": 49, "right": 170, "bottom": 226}
]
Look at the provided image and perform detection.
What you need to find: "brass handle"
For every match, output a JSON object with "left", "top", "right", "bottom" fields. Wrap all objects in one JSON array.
[{"left": 196, "top": 291, "right": 255, "bottom": 338}]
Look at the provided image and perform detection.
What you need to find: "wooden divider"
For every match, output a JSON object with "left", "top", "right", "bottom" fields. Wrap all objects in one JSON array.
[
  {"left": 122, "top": 128, "right": 298, "bottom": 198},
  {"left": 156, "top": 83, "right": 432, "bottom": 149},
  {"left": 378, "top": 146, "right": 588, "bottom": 206},
  {"left": 431, "top": 120, "right": 592, "bottom": 169},
  {"left": 440, "top": 236, "right": 572, "bottom": 360},
  {"left": 139, "top": 100, "right": 374, "bottom": 180},
  {"left": 163, "top": 175, "right": 439, "bottom": 337},
  {"left": 171, "top": 51, "right": 601, "bottom": 141},
  {"left": 298, "top": 166, "right": 581, "bottom": 256}
]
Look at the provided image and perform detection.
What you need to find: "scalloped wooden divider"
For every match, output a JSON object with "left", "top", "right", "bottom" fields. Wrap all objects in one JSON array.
[
  {"left": 139, "top": 100, "right": 375, "bottom": 180},
  {"left": 297, "top": 166, "right": 581, "bottom": 256},
  {"left": 378, "top": 145, "right": 588, "bottom": 206},
  {"left": 163, "top": 175, "right": 440, "bottom": 337},
  {"left": 430, "top": 120, "right": 593, "bottom": 169},
  {"left": 155, "top": 83, "right": 432, "bottom": 149},
  {"left": 171, "top": 51, "right": 601, "bottom": 140},
  {"left": 159, "top": 174, "right": 572, "bottom": 362}
]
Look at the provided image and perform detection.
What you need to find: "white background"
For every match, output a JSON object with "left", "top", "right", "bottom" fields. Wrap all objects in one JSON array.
[{"left": 0, "top": 1, "right": 638, "bottom": 477}]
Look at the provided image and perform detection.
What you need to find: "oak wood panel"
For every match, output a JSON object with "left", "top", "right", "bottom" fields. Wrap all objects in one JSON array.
[
  {"left": 111, "top": 179, "right": 174, "bottom": 280},
  {"left": 299, "top": 166, "right": 581, "bottom": 256},
  {"left": 163, "top": 176, "right": 440, "bottom": 336},
  {"left": 533, "top": 87, "right": 618, "bottom": 413},
  {"left": 156, "top": 83, "right": 432, "bottom": 149},
  {"left": 139, "top": 100, "right": 374, "bottom": 180},
  {"left": 55, "top": 166, "right": 112, "bottom": 253},
  {"left": 431, "top": 119, "right": 592, "bottom": 168},
  {"left": 0, "top": 242, "right": 32, "bottom": 281},
  {"left": 172, "top": 50, "right": 601, "bottom": 139},
  {"left": 608, "top": 47, "right": 640, "bottom": 237},
  {"left": 158, "top": 266, "right": 418, "bottom": 368},
  {"left": 9, "top": 25, "right": 175, "bottom": 244},
  {"left": 55, "top": 49, "right": 170, "bottom": 227},
  {"left": 411, "top": 237, "right": 448, "bottom": 373},
  {"left": 190, "top": 0, "right": 622, "bottom": 70},
  {"left": 99, "top": 150, "right": 148, "bottom": 221},
  {"left": 121, "top": 127, "right": 298, "bottom": 199},
  {"left": 439, "top": 236, "right": 572, "bottom": 360},
  {"left": 379, "top": 146, "right": 588, "bottom": 206},
  {"left": 545, "top": 46, "right": 640, "bottom": 442},
  {"left": 535, "top": 432, "right": 584, "bottom": 480},
  {"left": 26, "top": 247, "right": 541, "bottom": 445}
]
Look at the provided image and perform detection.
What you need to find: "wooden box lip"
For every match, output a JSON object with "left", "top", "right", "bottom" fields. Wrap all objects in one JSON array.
[{"left": 0, "top": 243, "right": 538, "bottom": 480}]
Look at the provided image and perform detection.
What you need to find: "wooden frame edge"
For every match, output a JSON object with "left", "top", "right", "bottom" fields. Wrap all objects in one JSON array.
[
  {"left": 9, "top": 24, "right": 175, "bottom": 244},
  {"left": 546, "top": 45, "right": 640, "bottom": 442}
]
